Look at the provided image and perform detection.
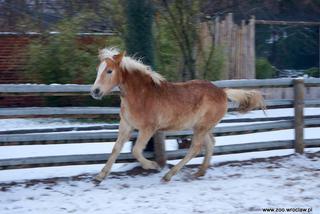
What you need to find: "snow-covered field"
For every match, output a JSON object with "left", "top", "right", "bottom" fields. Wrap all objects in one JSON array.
[
  {"left": 0, "top": 108, "right": 319, "bottom": 214},
  {"left": 0, "top": 149, "right": 319, "bottom": 214}
]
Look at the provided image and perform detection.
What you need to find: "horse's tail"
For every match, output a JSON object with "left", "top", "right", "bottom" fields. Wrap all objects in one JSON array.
[{"left": 224, "top": 88, "right": 266, "bottom": 114}]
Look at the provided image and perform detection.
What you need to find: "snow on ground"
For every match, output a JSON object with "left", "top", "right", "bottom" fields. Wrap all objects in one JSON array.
[
  {"left": 0, "top": 149, "right": 319, "bottom": 214},
  {"left": 0, "top": 118, "right": 107, "bottom": 131}
]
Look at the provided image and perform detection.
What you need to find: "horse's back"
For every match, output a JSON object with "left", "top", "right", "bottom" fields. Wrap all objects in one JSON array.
[
  {"left": 155, "top": 80, "right": 228, "bottom": 131},
  {"left": 164, "top": 80, "right": 226, "bottom": 104}
]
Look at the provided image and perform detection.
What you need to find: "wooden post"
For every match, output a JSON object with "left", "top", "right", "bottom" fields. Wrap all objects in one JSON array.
[
  {"left": 249, "top": 16, "right": 256, "bottom": 79},
  {"left": 318, "top": 26, "right": 320, "bottom": 77},
  {"left": 293, "top": 79, "right": 304, "bottom": 154},
  {"left": 214, "top": 16, "right": 220, "bottom": 47},
  {"left": 235, "top": 26, "right": 241, "bottom": 79},
  {"left": 225, "top": 13, "right": 233, "bottom": 80},
  {"left": 153, "top": 132, "right": 167, "bottom": 167}
]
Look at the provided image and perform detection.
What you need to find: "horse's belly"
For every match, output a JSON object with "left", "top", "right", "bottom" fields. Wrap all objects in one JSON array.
[{"left": 159, "top": 114, "right": 198, "bottom": 131}]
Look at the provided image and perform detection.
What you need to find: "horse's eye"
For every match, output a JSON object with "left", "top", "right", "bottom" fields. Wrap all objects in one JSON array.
[{"left": 107, "top": 70, "right": 113, "bottom": 74}]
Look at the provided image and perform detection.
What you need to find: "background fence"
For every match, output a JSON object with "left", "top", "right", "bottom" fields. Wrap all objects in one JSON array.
[{"left": 0, "top": 78, "right": 320, "bottom": 170}]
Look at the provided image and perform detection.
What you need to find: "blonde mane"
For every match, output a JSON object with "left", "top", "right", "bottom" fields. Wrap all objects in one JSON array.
[{"left": 99, "top": 47, "right": 165, "bottom": 85}]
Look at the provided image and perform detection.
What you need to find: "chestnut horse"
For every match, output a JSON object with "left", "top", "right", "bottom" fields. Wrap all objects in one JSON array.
[{"left": 91, "top": 48, "right": 265, "bottom": 183}]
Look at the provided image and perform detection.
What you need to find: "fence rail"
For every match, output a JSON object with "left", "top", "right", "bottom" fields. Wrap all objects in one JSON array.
[
  {"left": 1, "top": 138, "right": 320, "bottom": 170},
  {"left": 0, "top": 78, "right": 320, "bottom": 170},
  {"left": 1, "top": 78, "right": 320, "bottom": 94},
  {"left": 1, "top": 99, "right": 320, "bottom": 119}
]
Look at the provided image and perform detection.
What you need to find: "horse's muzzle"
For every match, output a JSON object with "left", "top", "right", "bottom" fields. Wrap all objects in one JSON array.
[{"left": 91, "top": 88, "right": 103, "bottom": 100}]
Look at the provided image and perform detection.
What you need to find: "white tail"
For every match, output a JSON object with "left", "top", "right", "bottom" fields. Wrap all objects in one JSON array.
[{"left": 224, "top": 89, "right": 266, "bottom": 113}]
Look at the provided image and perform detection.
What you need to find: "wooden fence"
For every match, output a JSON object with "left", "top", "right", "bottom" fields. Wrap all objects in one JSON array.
[
  {"left": 203, "top": 13, "right": 255, "bottom": 79},
  {"left": 0, "top": 78, "right": 320, "bottom": 170},
  {"left": 203, "top": 14, "right": 320, "bottom": 80}
]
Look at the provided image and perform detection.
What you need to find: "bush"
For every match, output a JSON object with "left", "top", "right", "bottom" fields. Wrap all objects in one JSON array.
[
  {"left": 25, "top": 16, "right": 126, "bottom": 84},
  {"left": 256, "top": 57, "right": 276, "bottom": 79},
  {"left": 26, "top": 21, "right": 100, "bottom": 84},
  {"left": 200, "top": 45, "right": 224, "bottom": 81},
  {"left": 305, "top": 67, "right": 319, "bottom": 78},
  {"left": 25, "top": 17, "right": 124, "bottom": 107}
]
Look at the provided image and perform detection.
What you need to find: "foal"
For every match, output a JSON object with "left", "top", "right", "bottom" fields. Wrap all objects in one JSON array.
[{"left": 91, "top": 48, "right": 265, "bottom": 183}]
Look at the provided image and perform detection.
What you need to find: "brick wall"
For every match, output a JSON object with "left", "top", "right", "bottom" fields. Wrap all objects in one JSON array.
[
  {"left": 0, "top": 35, "right": 31, "bottom": 83},
  {"left": 0, "top": 33, "right": 107, "bottom": 107}
]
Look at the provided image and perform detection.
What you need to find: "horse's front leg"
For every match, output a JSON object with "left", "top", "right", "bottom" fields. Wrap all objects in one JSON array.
[{"left": 94, "top": 120, "right": 132, "bottom": 184}]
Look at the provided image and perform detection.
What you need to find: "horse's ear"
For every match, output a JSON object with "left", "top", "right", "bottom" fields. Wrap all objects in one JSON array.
[{"left": 113, "top": 51, "right": 126, "bottom": 64}]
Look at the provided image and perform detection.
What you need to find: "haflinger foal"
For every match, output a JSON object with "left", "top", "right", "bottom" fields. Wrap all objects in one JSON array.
[{"left": 91, "top": 47, "right": 265, "bottom": 184}]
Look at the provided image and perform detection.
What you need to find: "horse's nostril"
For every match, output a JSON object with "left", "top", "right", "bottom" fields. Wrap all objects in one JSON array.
[{"left": 94, "top": 88, "right": 100, "bottom": 95}]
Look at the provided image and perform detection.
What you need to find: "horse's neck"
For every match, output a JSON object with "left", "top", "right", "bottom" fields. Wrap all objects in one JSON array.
[{"left": 120, "top": 71, "right": 160, "bottom": 105}]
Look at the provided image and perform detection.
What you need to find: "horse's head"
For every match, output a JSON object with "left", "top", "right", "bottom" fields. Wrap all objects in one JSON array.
[{"left": 91, "top": 51, "right": 125, "bottom": 100}]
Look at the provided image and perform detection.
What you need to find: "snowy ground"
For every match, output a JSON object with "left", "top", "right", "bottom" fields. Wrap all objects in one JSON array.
[
  {"left": 0, "top": 149, "right": 319, "bottom": 214},
  {"left": 0, "top": 108, "right": 319, "bottom": 213}
]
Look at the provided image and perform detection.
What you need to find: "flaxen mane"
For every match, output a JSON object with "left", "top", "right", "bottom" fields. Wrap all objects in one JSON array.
[{"left": 99, "top": 47, "right": 165, "bottom": 85}]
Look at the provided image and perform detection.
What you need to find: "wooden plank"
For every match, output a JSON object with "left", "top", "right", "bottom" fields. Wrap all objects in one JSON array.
[
  {"left": 304, "top": 78, "right": 320, "bottom": 86},
  {"left": 248, "top": 16, "right": 256, "bottom": 78},
  {"left": 240, "top": 20, "right": 246, "bottom": 78},
  {"left": 0, "top": 124, "right": 120, "bottom": 135},
  {"left": 2, "top": 115, "right": 319, "bottom": 136},
  {"left": 0, "top": 79, "right": 319, "bottom": 94},
  {"left": 222, "top": 115, "right": 320, "bottom": 123},
  {"left": 293, "top": 79, "right": 304, "bottom": 154},
  {"left": 0, "top": 84, "right": 91, "bottom": 93},
  {"left": 0, "top": 152, "right": 153, "bottom": 170},
  {"left": 230, "top": 23, "right": 237, "bottom": 78},
  {"left": 235, "top": 24, "right": 241, "bottom": 78},
  {"left": 255, "top": 20, "right": 320, "bottom": 26},
  {"left": 0, "top": 131, "right": 126, "bottom": 143},
  {"left": 1, "top": 138, "right": 319, "bottom": 169},
  {"left": 304, "top": 138, "right": 320, "bottom": 147},
  {"left": 0, "top": 120, "right": 292, "bottom": 144},
  {"left": 213, "top": 78, "right": 294, "bottom": 88},
  {"left": 0, "top": 84, "right": 120, "bottom": 95},
  {"left": 0, "top": 107, "right": 120, "bottom": 117},
  {"left": 0, "top": 99, "right": 295, "bottom": 119},
  {"left": 305, "top": 99, "right": 320, "bottom": 107},
  {"left": 214, "top": 16, "right": 220, "bottom": 47},
  {"left": 167, "top": 120, "right": 294, "bottom": 137},
  {"left": 168, "top": 138, "right": 319, "bottom": 159},
  {"left": 1, "top": 118, "right": 320, "bottom": 145},
  {"left": 224, "top": 13, "right": 233, "bottom": 79},
  {"left": 167, "top": 118, "right": 320, "bottom": 138}
]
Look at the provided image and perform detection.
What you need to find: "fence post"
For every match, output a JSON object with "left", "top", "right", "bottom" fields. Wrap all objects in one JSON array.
[
  {"left": 293, "top": 79, "right": 304, "bottom": 154},
  {"left": 153, "top": 132, "right": 167, "bottom": 167}
]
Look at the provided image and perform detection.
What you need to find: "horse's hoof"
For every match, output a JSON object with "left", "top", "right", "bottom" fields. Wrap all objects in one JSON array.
[
  {"left": 161, "top": 174, "right": 172, "bottom": 183},
  {"left": 142, "top": 161, "right": 161, "bottom": 171},
  {"left": 93, "top": 175, "right": 104, "bottom": 186},
  {"left": 93, "top": 179, "right": 102, "bottom": 186},
  {"left": 193, "top": 170, "right": 206, "bottom": 178},
  {"left": 161, "top": 177, "right": 170, "bottom": 183}
]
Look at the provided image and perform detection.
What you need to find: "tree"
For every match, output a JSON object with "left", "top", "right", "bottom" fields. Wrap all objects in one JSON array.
[
  {"left": 154, "top": 0, "right": 200, "bottom": 80},
  {"left": 153, "top": 0, "right": 224, "bottom": 81},
  {"left": 125, "top": 0, "right": 155, "bottom": 67},
  {"left": 125, "top": 0, "right": 157, "bottom": 152}
]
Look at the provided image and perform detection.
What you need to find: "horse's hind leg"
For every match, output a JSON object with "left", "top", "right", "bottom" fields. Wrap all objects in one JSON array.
[
  {"left": 132, "top": 129, "right": 160, "bottom": 170},
  {"left": 162, "top": 128, "right": 207, "bottom": 182},
  {"left": 194, "top": 133, "right": 215, "bottom": 177}
]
